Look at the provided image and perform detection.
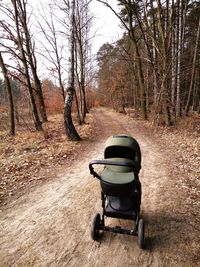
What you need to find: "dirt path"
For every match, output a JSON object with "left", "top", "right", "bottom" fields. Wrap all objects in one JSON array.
[{"left": 0, "top": 109, "right": 199, "bottom": 267}]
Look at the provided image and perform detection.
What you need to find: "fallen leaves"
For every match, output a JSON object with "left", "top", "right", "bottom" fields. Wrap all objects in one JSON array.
[
  {"left": 0, "top": 112, "right": 94, "bottom": 205},
  {"left": 153, "top": 117, "right": 200, "bottom": 230}
]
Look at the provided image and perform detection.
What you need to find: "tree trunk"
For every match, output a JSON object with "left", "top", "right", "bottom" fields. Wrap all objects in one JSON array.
[
  {"left": 185, "top": 16, "right": 200, "bottom": 116},
  {"left": 156, "top": 0, "right": 172, "bottom": 125},
  {"left": 197, "top": 100, "right": 200, "bottom": 114},
  {"left": 127, "top": 8, "right": 147, "bottom": 120},
  {"left": 176, "top": 0, "right": 182, "bottom": 117},
  {"left": 15, "top": 103, "right": 19, "bottom": 124},
  {"left": 22, "top": 10, "right": 48, "bottom": 122},
  {"left": 58, "top": 73, "right": 65, "bottom": 102},
  {"left": 74, "top": 40, "right": 84, "bottom": 124},
  {"left": 74, "top": 88, "right": 83, "bottom": 125},
  {"left": 64, "top": 0, "right": 81, "bottom": 141},
  {"left": 30, "top": 63, "right": 48, "bottom": 122},
  {"left": 192, "top": 67, "right": 198, "bottom": 110},
  {"left": 171, "top": 1, "right": 177, "bottom": 106},
  {"left": 74, "top": 0, "right": 90, "bottom": 122},
  {"left": 0, "top": 52, "right": 15, "bottom": 135},
  {"left": 151, "top": 7, "right": 158, "bottom": 106},
  {"left": 64, "top": 87, "right": 81, "bottom": 140}
]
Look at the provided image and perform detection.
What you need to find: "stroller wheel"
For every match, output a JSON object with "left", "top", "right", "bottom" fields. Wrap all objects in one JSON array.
[
  {"left": 91, "top": 213, "right": 101, "bottom": 240},
  {"left": 138, "top": 218, "right": 145, "bottom": 249}
]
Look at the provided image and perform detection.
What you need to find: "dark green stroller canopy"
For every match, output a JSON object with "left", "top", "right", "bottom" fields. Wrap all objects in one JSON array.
[{"left": 104, "top": 134, "right": 141, "bottom": 172}]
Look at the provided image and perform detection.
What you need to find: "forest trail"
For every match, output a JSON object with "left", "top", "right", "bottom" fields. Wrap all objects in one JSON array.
[{"left": 0, "top": 109, "right": 199, "bottom": 267}]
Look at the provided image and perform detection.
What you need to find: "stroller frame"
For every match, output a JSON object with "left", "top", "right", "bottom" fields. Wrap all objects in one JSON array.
[{"left": 89, "top": 158, "right": 145, "bottom": 248}]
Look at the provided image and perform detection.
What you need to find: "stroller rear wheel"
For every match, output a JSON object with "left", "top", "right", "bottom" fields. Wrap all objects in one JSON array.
[
  {"left": 138, "top": 218, "right": 145, "bottom": 249},
  {"left": 91, "top": 213, "right": 101, "bottom": 240}
]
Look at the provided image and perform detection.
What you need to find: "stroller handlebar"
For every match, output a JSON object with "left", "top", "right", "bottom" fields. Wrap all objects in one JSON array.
[{"left": 89, "top": 159, "right": 136, "bottom": 180}]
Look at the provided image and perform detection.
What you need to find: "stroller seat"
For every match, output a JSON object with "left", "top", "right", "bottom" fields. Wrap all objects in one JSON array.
[{"left": 100, "top": 157, "right": 137, "bottom": 197}]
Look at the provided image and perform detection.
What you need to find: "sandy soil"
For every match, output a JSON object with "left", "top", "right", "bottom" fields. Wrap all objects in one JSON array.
[{"left": 0, "top": 108, "right": 199, "bottom": 267}]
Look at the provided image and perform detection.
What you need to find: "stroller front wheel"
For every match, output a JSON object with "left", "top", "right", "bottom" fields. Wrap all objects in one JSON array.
[
  {"left": 91, "top": 213, "right": 101, "bottom": 240},
  {"left": 138, "top": 218, "right": 145, "bottom": 249}
]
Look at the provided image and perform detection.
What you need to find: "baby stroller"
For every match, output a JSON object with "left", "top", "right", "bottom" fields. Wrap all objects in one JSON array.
[{"left": 89, "top": 134, "right": 145, "bottom": 248}]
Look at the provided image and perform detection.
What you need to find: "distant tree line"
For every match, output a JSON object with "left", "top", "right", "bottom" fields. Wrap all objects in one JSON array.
[{"left": 97, "top": 0, "right": 200, "bottom": 125}]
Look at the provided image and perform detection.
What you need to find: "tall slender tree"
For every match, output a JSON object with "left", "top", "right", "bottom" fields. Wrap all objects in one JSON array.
[
  {"left": 12, "top": 0, "right": 43, "bottom": 131},
  {"left": 64, "top": 0, "right": 81, "bottom": 141},
  {"left": 0, "top": 52, "right": 15, "bottom": 135},
  {"left": 16, "top": 0, "right": 48, "bottom": 122},
  {"left": 185, "top": 15, "right": 200, "bottom": 116},
  {"left": 72, "top": 0, "right": 93, "bottom": 124}
]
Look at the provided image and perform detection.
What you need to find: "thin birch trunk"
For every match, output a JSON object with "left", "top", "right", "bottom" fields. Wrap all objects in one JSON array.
[
  {"left": 171, "top": 0, "right": 176, "bottom": 106},
  {"left": 149, "top": 0, "right": 158, "bottom": 106},
  {"left": 74, "top": 41, "right": 84, "bottom": 124},
  {"left": 64, "top": 0, "right": 81, "bottom": 141},
  {"left": 185, "top": 16, "right": 200, "bottom": 116},
  {"left": 156, "top": 0, "right": 172, "bottom": 125},
  {"left": 192, "top": 68, "right": 198, "bottom": 110},
  {"left": 176, "top": 0, "right": 182, "bottom": 117}
]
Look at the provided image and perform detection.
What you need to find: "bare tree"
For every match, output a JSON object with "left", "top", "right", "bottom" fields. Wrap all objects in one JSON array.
[
  {"left": 36, "top": 4, "right": 67, "bottom": 101},
  {"left": 12, "top": 0, "right": 43, "bottom": 130},
  {"left": 176, "top": 0, "right": 182, "bottom": 117},
  {"left": 15, "top": 0, "right": 48, "bottom": 122},
  {"left": 0, "top": 51, "right": 15, "bottom": 135},
  {"left": 74, "top": 0, "right": 92, "bottom": 123},
  {"left": 185, "top": 16, "right": 200, "bottom": 116},
  {"left": 64, "top": 0, "right": 81, "bottom": 140}
]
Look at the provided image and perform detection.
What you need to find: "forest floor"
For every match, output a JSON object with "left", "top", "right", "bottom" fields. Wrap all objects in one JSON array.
[
  {"left": 0, "top": 113, "right": 94, "bottom": 206},
  {"left": 0, "top": 108, "right": 199, "bottom": 267}
]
